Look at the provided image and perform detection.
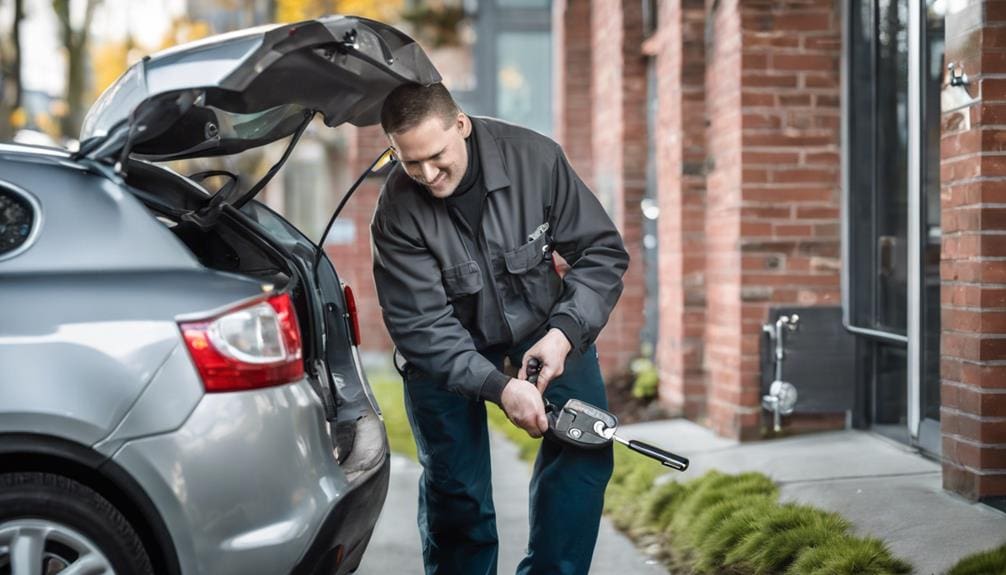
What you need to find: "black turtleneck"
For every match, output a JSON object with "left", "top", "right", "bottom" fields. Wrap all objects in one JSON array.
[{"left": 445, "top": 129, "right": 484, "bottom": 234}]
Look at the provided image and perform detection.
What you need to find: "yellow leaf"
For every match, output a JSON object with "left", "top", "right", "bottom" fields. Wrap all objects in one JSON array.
[
  {"left": 334, "top": 0, "right": 404, "bottom": 21},
  {"left": 9, "top": 108, "right": 27, "bottom": 129},
  {"left": 90, "top": 41, "right": 130, "bottom": 101}
]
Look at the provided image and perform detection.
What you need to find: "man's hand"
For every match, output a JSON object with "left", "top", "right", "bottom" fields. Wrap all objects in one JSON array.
[
  {"left": 500, "top": 378, "right": 548, "bottom": 438},
  {"left": 518, "top": 328, "right": 572, "bottom": 393}
]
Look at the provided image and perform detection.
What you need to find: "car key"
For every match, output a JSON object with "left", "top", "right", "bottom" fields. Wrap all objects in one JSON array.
[{"left": 525, "top": 357, "right": 689, "bottom": 471}]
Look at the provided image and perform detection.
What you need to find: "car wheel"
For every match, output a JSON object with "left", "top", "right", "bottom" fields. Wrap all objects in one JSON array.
[{"left": 0, "top": 472, "right": 154, "bottom": 575}]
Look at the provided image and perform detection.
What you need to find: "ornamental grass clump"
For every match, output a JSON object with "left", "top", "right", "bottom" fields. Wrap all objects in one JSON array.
[
  {"left": 605, "top": 461, "right": 911, "bottom": 575},
  {"left": 722, "top": 504, "right": 851, "bottom": 574},
  {"left": 947, "top": 542, "right": 1006, "bottom": 575}
]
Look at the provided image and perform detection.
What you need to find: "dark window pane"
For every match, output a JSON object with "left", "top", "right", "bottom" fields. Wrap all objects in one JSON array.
[
  {"left": 874, "top": 0, "right": 909, "bottom": 333},
  {"left": 922, "top": 0, "right": 945, "bottom": 421}
]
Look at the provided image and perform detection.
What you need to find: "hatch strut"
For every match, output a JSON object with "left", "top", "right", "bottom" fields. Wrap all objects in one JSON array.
[
  {"left": 182, "top": 111, "right": 315, "bottom": 230},
  {"left": 232, "top": 110, "right": 315, "bottom": 208},
  {"left": 312, "top": 147, "right": 396, "bottom": 275}
]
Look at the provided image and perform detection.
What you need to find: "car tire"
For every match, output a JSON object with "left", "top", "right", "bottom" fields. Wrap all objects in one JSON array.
[{"left": 0, "top": 472, "right": 154, "bottom": 575}]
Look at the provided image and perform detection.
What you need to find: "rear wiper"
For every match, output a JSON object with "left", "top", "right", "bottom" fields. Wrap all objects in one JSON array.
[{"left": 312, "top": 147, "right": 396, "bottom": 276}]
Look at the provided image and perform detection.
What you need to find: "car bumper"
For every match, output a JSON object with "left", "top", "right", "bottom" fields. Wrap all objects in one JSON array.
[
  {"left": 111, "top": 379, "right": 388, "bottom": 575},
  {"left": 291, "top": 451, "right": 390, "bottom": 575}
]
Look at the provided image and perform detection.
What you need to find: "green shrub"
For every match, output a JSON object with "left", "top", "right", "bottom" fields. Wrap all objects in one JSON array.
[
  {"left": 723, "top": 504, "right": 849, "bottom": 573},
  {"left": 630, "top": 357, "right": 659, "bottom": 399},
  {"left": 639, "top": 479, "right": 694, "bottom": 534},
  {"left": 948, "top": 542, "right": 1006, "bottom": 575},
  {"left": 692, "top": 497, "right": 777, "bottom": 574},
  {"left": 596, "top": 465, "right": 913, "bottom": 575},
  {"left": 786, "top": 535, "right": 911, "bottom": 575}
]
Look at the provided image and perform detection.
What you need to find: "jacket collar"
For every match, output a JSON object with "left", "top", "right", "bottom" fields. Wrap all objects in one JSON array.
[{"left": 470, "top": 116, "right": 510, "bottom": 192}]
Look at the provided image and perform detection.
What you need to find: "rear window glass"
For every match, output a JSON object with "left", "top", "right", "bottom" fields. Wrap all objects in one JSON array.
[{"left": 0, "top": 184, "right": 40, "bottom": 260}]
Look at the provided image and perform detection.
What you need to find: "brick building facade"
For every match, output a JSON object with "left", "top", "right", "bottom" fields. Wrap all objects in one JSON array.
[
  {"left": 551, "top": 0, "right": 1004, "bottom": 505},
  {"left": 323, "top": 1, "right": 1004, "bottom": 505},
  {"left": 941, "top": 0, "right": 1006, "bottom": 503}
]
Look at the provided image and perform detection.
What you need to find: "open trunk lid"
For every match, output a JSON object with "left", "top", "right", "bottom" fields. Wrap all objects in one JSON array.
[{"left": 79, "top": 15, "right": 440, "bottom": 162}]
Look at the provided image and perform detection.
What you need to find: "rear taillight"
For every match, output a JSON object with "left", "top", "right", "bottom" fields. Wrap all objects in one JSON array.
[
  {"left": 179, "top": 293, "right": 304, "bottom": 392},
  {"left": 343, "top": 284, "right": 361, "bottom": 347}
]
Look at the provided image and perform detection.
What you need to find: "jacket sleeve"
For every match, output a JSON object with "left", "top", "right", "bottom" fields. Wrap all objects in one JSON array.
[
  {"left": 546, "top": 147, "right": 630, "bottom": 353},
  {"left": 371, "top": 204, "right": 503, "bottom": 401}
]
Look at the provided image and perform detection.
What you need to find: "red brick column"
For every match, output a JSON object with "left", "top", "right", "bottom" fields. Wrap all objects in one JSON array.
[
  {"left": 705, "top": 0, "right": 842, "bottom": 439},
  {"left": 653, "top": 0, "right": 708, "bottom": 418},
  {"left": 941, "top": 1, "right": 1006, "bottom": 502},
  {"left": 553, "top": 0, "right": 594, "bottom": 184},
  {"left": 704, "top": 0, "right": 746, "bottom": 438},
  {"left": 591, "top": 0, "right": 648, "bottom": 375}
]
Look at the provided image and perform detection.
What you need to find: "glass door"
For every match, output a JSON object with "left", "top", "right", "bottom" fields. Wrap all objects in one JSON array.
[
  {"left": 844, "top": 0, "right": 942, "bottom": 452},
  {"left": 847, "top": 0, "right": 911, "bottom": 441}
]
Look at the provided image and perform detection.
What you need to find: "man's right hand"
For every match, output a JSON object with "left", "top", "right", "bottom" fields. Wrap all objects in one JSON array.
[{"left": 500, "top": 378, "right": 548, "bottom": 438}]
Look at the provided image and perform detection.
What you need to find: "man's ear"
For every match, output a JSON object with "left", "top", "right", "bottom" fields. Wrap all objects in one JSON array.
[{"left": 458, "top": 113, "right": 472, "bottom": 138}]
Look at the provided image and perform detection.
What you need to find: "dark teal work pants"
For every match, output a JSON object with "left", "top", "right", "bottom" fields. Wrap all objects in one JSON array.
[{"left": 400, "top": 343, "right": 613, "bottom": 575}]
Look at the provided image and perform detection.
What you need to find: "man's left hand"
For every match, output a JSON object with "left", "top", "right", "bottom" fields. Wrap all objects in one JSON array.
[{"left": 518, "top": 328, "right": 572, "bottom": 393}]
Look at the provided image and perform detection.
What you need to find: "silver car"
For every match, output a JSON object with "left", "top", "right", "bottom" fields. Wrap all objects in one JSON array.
[{"left": 0, "top": 16, "right": 439, "bottom": 575}]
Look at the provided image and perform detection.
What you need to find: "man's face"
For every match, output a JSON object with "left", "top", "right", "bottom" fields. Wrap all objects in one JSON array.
[{"left": 389, "top": 113, "right": 471, "bottom": 199}]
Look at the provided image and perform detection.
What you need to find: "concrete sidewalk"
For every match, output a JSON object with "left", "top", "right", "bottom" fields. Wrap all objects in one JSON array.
[{"left": 621, "top": 419, "right": 1006, "bottom": 575}]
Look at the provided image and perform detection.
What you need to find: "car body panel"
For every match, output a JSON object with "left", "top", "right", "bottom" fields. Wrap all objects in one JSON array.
[
  {"left": 110, "top": 380, "right": 350, "bottom": 575},
  {"left": 0, "top": 269, "right": 270, "bottom": 446},
  {"left": 92, "top": 344, "right": 204, "bottom": 457},
  {"left": 81, "top": 15, "right": 441, "bottom": 161},
  {"left": 0, "top": 153, "right": 199, "bottom": 273},
  {"left": 0, "top": 317, "right": 179, "bottom": 446}
]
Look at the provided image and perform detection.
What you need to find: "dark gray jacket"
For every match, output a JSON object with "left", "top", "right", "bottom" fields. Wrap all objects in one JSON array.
[{"left": 371, "top": 117, "right": 628, "bottom": 400}]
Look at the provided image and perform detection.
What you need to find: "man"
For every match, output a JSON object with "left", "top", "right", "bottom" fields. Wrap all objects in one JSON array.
[{"left": 371, "top": 82, "right": 629, "bottom": 575}]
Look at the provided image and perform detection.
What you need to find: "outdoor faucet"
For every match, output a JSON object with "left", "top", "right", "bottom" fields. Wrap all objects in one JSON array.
[{"left": 762, "top": 314, "right": 800, "bottom": 432}]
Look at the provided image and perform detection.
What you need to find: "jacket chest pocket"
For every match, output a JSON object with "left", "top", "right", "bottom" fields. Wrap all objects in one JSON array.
[
  {"left": 442, "top": 260, "right": 483, "bottom": 302},
  {"left": 503, "top": 233, "right": 549, "bottom": 274},
  {"left": 503, "top": 234, "right": 561, "bottom": 317}
]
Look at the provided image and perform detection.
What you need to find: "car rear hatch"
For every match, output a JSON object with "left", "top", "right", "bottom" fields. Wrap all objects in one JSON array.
[{"left": 78, "top": 15, "right": 440, "bottom": 163}]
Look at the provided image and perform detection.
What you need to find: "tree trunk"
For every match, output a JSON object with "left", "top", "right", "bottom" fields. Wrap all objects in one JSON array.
[
  {"left": 54, "top": 0, "right": 99, "bottom": 140},
  {"left": 0, "top": 0, "right": 24, "bottom": 141},
  {"left": 63, "top": 40, "right": 85, "bottom": 139},
  {"left": 13, "top": 0, "right": 22, "bottom": 109}
]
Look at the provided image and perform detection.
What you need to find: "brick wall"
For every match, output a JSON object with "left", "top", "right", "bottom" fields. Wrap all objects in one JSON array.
[
  {"left": 591, "top": 0, "right": 648, "bottom": 375},
  {"left": 653, "top": 0, "right": 708, "bottom": 419},
  {"left": 941, "top": 0, "right": 1006, "bottom": 502},
  {"left": 554, "top": 0, "right": 594, "bottom": 185},
  {"left": 704, "top": 0, "right": 747, "bottom": 437},
  {"left": 324, "top": 125, "right": 394, "bottom": 354},
  {"left": 703, "top": 0, "right": 842, "bottom": 439}
]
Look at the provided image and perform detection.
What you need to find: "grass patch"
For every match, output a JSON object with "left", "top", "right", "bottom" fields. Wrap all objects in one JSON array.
[
  {"left": 604, "top": 452, "right": 911, "bottom": 575},
  {"left": 948, "top": 542, "right": 1006, "bottom": 575},
  {"left": 369, "top": 372, "right": 417, "bottom": 461}
]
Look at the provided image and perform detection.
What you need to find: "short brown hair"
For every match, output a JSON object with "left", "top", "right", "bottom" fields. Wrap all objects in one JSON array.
[{"left": 380, "top": 82, "right": 460, "bottom": 135}]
